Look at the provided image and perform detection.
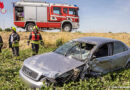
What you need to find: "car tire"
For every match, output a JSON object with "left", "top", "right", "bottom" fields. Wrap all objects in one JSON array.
[
  {"left": 62, "top": 24, "right": 72, "bottom": 32},
  {"left": 126, "top": 62, "right": 130, "bottom": 68},
  {"left": 26, "top": 23, "right": 35, "bottom": 32}
]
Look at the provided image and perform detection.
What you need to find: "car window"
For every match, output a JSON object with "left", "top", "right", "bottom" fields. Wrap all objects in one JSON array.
[
  {"left": 63, "top": 8, "right": 68, "bottom": 14},
  {"left": 53, "top": 7, "right": 61, "bottom": 15},
  {"left": 68, "top": 43, "right": 94, "bottom": 61},
  {"left": 94, "top": 44, "right": 109, "bottom": 58},
  {"left": 15, "top": 7, "right": 24, "bottom": 21},
  {"left": 113, "top": 41, "right": 128, "bottom": 54}
]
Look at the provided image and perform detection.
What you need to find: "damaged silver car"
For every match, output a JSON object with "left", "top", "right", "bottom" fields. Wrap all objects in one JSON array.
[{"left": 19, "top": 37, "right": 130, "bottom": 88}]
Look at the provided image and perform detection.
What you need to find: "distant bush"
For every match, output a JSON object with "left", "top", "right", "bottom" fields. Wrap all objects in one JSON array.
[
  {"left": 56, "top": 38, "right": 63, "bottom": 47},
  {"left": 121, "top": 32, "right": 127, "bottom": 34},
  {"left": 0, "top": 28, "right": 2, "bottom": 32},
  {"left": 76, "top": 31, "right": 82, "bottom": 33},
  {"left": 108, "top": 31, "right": 112, "bottom": 33},
  {"left": 5, "top": 28, "right": 11, "bottom": 32}
]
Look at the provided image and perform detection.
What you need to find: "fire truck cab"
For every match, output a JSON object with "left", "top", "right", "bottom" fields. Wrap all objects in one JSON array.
[{"left": 13, "top": 1, "right": 79, "bottom": 32}]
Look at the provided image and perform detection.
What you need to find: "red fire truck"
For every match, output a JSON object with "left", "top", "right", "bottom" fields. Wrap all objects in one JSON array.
[{"left": 13, "top": 1, "right": 79, "bottom": 32}]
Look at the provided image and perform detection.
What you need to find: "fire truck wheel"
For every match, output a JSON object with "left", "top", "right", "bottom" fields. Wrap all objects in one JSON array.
[
  {"left": 26, "top": 23, "right": 35, "bottom": 32},
  {"left": 63, "top": 24, "right": 72, "bottom": 32}
]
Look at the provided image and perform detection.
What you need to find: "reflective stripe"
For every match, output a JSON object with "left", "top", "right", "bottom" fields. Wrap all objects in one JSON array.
[
  {"left": 15, "top": 40, "right": 19, "bottom": 42},
  {"left": 12, "top": 42, "right": 19, "bottom": 47},
  {"left": 0, "top": 43, "right": 3, "bottom": 45},
  {"left": 31, "top": 40, "right": 43, "bottom": 44},
  {"left": 31, "top": 40, "right": 40, "bottom": 44},
  {"left": 32, "top": 51, "right": 36, "bottom": 54}
]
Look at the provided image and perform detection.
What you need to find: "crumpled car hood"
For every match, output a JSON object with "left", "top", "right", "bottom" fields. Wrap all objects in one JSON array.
[{"left": 24, "top": 52, "right": 84, "bottom": 78}]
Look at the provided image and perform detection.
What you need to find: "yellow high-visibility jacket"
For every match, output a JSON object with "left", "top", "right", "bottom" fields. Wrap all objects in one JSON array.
[{"left": 9, "top": 32, "right": 20, "bottom": 48}]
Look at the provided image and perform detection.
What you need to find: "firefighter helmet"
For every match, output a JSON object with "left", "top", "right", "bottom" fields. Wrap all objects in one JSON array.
[
  {"left": 11, "top": 27, "right": 16, "bottom": 32},
  {"left": 33, "top": 26, "right": 39, "bottom": 30}
]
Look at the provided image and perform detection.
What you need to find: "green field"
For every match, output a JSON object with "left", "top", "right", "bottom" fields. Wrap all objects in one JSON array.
[{"left": 0, "top": 46, "right": 130, "bottom": 89}]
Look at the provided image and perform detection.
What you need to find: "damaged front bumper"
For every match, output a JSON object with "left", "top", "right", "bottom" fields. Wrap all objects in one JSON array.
[{"left": 19, "top": 69, "right": 43, "bottom": 88}]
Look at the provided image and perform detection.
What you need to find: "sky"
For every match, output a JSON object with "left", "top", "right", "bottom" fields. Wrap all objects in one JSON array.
[{"left": 0, "top": 0, "right": 130, "bottom": 33}]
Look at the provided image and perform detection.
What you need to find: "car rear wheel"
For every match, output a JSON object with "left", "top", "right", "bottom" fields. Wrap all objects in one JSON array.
[
  {"left": 62, "top": 24, "right": 72, "bottom": 32},
  {"left": 26, "top": 23, "right": 35, "bottom": 32}
]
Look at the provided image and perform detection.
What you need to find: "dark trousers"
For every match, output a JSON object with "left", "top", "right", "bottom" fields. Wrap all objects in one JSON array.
[
  {"left": 12, "top": 47, "right": 19, "bottom": 56},
  {"left": 0, "top": 47, "right": 1, "bottom": 53},
  {"left": 32, "top": 43, "right": 39, "bottom": 55}
]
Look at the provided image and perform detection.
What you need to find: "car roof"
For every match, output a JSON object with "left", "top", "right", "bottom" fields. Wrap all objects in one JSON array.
[{"left": 74, "top": 37, "right": 118, "bottom": 45}]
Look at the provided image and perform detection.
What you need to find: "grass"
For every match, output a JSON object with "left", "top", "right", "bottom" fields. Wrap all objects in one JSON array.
[
  {"left": 0, "top": 47, "right": 55, "bottom": 89},
  {"left": 0, "top": 32, "right": 130, "bottom": 89},
  {"left": 0, "top": 47, "right": 129, "bottom": 89}
]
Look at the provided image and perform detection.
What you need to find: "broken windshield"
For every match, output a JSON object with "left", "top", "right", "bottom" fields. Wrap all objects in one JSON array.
[
  {"left": 54, "top": 41, "right": 94, "bottom": 61},
  {"left": 54, "top": 41, "right": 78, "bottom": 55},
  {"left": 67, "top": 43, "right": 94, "bottom": 61}
]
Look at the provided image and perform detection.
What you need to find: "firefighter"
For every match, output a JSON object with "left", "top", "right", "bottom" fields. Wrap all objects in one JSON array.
[
  {"left": 0, "top": 35, "right": 3, "bottom": 54},
  {"left": 9, "top": 27, "right": 20, "bottom": 60},
  {"left": 27, "top": 26, "right": 44, "bottom": 56}
]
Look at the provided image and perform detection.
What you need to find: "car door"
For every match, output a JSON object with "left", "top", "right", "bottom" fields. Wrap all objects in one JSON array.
[
  {"left": 91, "top": 43, "right": 113, "bottom": 74},
  {"left": 110, "top": 41, "right": 128, "bottom": 70}
]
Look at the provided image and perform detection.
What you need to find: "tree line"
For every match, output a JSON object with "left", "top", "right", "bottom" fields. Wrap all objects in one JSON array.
[{"left": 0, "top": 27, "right": 11, "bottom": 32}]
